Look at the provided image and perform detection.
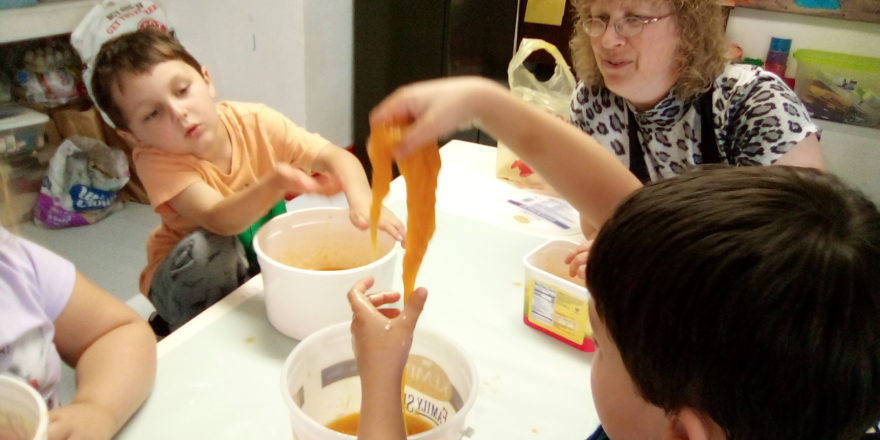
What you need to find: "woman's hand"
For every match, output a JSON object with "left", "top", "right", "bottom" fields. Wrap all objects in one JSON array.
[{"left": 565, "top": 241, "right": 593, "bottom": 280}]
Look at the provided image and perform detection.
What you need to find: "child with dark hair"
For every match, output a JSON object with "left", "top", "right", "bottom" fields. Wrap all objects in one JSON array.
[
  {"left": 90, "top": 28, "right": 403, "bottom": 333},
  {"left": 585, "top": 165, "right": 880, "bottom": 440},
  {"left": 345, "top": 77, "right": 880, "bottom": 439},
  {"left": 348, "top": 165, "right": 880, "bottom": 440}
]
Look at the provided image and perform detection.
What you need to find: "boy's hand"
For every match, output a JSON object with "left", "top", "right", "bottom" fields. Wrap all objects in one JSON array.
[
  {"left": 369, "top": 76, "right": 492, "bottom": 158},
  {"left": 347, "top": 277, "right": 427, "bottom": 380},
  {"left": 275, "top": 162, "right": 343, "bottom": 196},
  {"left": 48, "top": 402, "right": 116, "bottom": 440},
  {"left": 349, "top": 206, "right": 406, "bottom": 243},
  {"left": 564, "top": 240, "right": 593, "bottom": 280}
]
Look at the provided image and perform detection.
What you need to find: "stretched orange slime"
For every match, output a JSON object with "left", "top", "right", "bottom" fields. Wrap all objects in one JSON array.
[{"left": 368, "top": 123, "right": 441, "bottom": 301}]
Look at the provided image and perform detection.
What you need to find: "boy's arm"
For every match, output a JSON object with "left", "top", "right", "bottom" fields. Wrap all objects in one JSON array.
[
  {"left": 311, "top": 145, "right": 405, "bottom": 240},
  {"left": 50, "top": 272, "right": 157, "bottom": 439},
  {"left": 167, "top": 163, "right": 341, "bottom": 236},
  {"left": 346, "top": 278, "right": 427, "bottom": 440},
  {"left": 371, "top": 77, "right": 642, "bottom": 230}
]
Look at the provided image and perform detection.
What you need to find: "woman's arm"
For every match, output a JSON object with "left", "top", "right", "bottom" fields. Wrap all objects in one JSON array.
[
  {"left": 775, "top": 133, "right": 825, "bottom": 170},
  {"left": 49, "top": 272, "right": 157, "bottom": 440}
]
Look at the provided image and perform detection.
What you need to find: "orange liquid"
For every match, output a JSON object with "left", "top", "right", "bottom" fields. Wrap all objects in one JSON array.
[{"left": 327, "top": 411, "right": 436, "bottom": 436}]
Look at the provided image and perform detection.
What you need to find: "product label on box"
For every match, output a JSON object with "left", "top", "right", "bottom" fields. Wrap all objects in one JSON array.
[{"left": 524, "top": 278, "right": 589, "bottom": 344}]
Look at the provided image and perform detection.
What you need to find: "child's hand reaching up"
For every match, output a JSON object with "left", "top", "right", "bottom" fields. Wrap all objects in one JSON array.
[{"left": 347, "top": 277, "right": 428, "bottom": 440}]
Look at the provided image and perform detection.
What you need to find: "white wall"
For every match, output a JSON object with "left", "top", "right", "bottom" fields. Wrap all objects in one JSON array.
[
  {"left": 303, "top": 0, "right": 353, "bottom": 147},
  {"left": 156, "top": 0, "right": 353, "bottom": 147},
  {"left": 726, "top": 8, "right": 880, "bottom": 202}
]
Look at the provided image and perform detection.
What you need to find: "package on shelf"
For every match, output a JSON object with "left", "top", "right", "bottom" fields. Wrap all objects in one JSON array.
[
  {"left": 1, "top": 35, "right": 87, "bottom": 109},
  {"left": 0, "top": 104, "right": 48, "bottom": 157}
]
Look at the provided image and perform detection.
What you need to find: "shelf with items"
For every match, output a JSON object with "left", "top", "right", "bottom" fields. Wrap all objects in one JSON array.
[{"left": 0, "top": 0, "right": 93, "bottom": 44}]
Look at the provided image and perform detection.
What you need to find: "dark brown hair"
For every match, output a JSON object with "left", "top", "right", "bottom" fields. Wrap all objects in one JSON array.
[
  {"left": 91, "top": 28, "right": 202, "bottom": 130},
  {"left": 588, "top": 166, "right": 880, "bottom": 439}
]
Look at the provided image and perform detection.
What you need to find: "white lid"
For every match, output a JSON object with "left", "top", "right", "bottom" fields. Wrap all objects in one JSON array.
[{"left": 0, "top": 105, "right": 49, "bottom": 132}]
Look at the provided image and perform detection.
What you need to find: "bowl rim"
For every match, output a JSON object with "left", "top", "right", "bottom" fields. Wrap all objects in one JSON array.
[
  {"left": 253, "top": 207, "right": 401, "bottom": 275},
  {"left": 0, "top": 373, "right": 48, "bottom": 439},
  {"left": 279, "top": 321, "right": 479, "bottom": 439}
]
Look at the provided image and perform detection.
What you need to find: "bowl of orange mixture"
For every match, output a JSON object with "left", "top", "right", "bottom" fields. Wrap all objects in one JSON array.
[
  {"left": 281, "top": 322, "right": 478, "bottom": 440},
  {"left": 254, "top": 207, "right": 400, "bottom": 340}
]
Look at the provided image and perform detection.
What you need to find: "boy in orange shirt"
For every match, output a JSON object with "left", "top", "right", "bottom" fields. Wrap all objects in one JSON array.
[{"left": 90, "top": 29, "right": 403, "bottom": 333}]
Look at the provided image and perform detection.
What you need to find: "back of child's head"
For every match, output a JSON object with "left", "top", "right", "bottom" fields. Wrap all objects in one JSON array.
[
  {"left": 91, "top": 28, "right": 202, "bottom": 130},
  {"left": 586, "top": 165, "right": 880, "bottom": 439}
]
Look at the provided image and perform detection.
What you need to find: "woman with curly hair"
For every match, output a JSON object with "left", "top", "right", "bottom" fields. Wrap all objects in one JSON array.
[{"left": 569, "top": 0, "right": 824, "bottom": 183}]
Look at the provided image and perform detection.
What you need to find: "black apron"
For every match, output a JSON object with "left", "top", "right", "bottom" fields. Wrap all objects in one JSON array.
[{"left": 626, "top": 89, "right": 722, "bottom": 183}]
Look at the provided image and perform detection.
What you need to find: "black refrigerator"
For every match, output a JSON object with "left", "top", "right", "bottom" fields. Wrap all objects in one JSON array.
[
  {"left": 352, "top": 0, "right": 576, "bottom": 175},
  {"left": 352, "top": 0, "right": 518, "bottom": 174}
]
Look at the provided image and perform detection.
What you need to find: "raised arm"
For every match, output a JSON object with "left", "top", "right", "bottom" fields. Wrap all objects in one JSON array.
[{"left": 370, "top": 76, "right": 642, "bottom": 230}]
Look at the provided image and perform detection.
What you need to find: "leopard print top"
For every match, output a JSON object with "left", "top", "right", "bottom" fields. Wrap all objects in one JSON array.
[{"left": 570, "top": 64, "right": 819, "bottom": 182}]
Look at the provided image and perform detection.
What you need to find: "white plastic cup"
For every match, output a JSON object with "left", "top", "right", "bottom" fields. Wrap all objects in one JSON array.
[
  {"left": 281, "top": 322, "right": 478, "bottom": 440},
  {"left": 0, "top": 375, "right": 48, "bottom": 440},
  {"left": 254, "top": 207, "right": 400, "bottom": 340}
]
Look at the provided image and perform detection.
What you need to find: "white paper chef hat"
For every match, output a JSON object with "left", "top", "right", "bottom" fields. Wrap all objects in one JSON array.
[{"left": 70, "top": 0, "right": 172, "bottom": 128}]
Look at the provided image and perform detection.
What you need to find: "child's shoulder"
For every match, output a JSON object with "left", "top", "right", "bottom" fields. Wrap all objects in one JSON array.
[{"left": 217, "top": 101, "right": 280, "bottom": 119}]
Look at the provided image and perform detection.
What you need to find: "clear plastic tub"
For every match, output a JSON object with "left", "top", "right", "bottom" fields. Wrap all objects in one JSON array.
[
  {"left": 0, "top": 104, "right": 48, "bottom": 157},
  {"left": 522, "top": 239, "right": 594, "bottom": 351},
  {"left": 793, "top": 49, "right": 880, "bottom": 128}
]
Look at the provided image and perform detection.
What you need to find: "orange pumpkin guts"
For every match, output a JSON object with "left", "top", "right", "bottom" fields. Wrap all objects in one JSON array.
[{"left": 368, "top": 123, "right": 441, "bottom": 301}]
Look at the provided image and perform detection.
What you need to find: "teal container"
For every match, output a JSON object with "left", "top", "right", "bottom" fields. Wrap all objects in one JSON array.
[{"left": 793, "top": 49, "right": 880, "bottom": 128}]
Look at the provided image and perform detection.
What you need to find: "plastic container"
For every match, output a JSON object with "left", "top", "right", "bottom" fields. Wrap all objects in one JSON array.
[
  {"left": 0, "top": 104, "right": 48, "bottom": 157},
  {"left": 0, "top": 374, "right": 48, "bottom": 440},
  {"left": 254, "top": 207, "right": 400, "bottom": 340},
  {"left": 522, "top": 239, "right": 594, "bottom": 351},
  {"left": 281, "top": 322, "right": 478, "bottom": 440},
  {"left": 764, "top": 37, "right": 791, "bottom": 79},
  {"left": 0, "top": 0, "right": 38, "bottom": 9},
  {"left": 793, "top": 49, "right": 880, "bottom": 128}
]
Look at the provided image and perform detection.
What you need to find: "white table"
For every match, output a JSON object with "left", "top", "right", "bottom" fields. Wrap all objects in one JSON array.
[{"left": 118, "top": 141, "right": 597, "bottom": 439}]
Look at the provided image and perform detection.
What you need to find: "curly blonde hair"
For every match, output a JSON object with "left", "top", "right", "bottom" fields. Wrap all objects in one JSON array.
[{"left": 570, "top": 0, "right": 729, "bottom": 102}]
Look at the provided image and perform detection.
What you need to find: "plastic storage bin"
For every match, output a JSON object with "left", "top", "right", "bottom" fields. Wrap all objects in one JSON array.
[
  {"left": 0, "top": 0, "right": 38, "bottom": 9},
  {"left": 0, "top": 104, "right": 48, "bottom": 157},
  {"left": 793, "top": 49, "right": 880, "bottom": 128},
  {"left": 522, "top": 239, "right": 594, "bottom": 351}
]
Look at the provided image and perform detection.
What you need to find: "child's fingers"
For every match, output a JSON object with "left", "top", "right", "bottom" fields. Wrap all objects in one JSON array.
[
  {"left": 402, "top": 287, "right": 428, "bottom": 328},
  {"left": 367, "top": 292, "right": 401, "bottom": 308},
  {"left": 380, "top": 220, "right": 405, "bottom": 242},
  {"left": 346, "top": 277, "right": 376, "bottom": 314}
]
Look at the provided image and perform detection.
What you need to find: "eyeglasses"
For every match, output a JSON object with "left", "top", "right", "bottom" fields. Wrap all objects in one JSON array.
[{"left": 581, "top": 14, "right": 671, "bottom": 38}]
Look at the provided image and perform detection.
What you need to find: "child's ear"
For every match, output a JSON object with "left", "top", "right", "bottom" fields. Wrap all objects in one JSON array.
[
  {"left": 662, "top": 407, "right": 725, "bottom": 440},
  {"left": 116, "top": 129, "right": 141, "bottom": 148},
  {"left": 201, "top": 66, "right": 217, "bottom": 99}
]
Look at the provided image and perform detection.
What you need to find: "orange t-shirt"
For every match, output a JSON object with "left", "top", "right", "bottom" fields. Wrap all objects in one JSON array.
[{"left": 133, "top": 101, "right": 331, "bottom": 295}]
